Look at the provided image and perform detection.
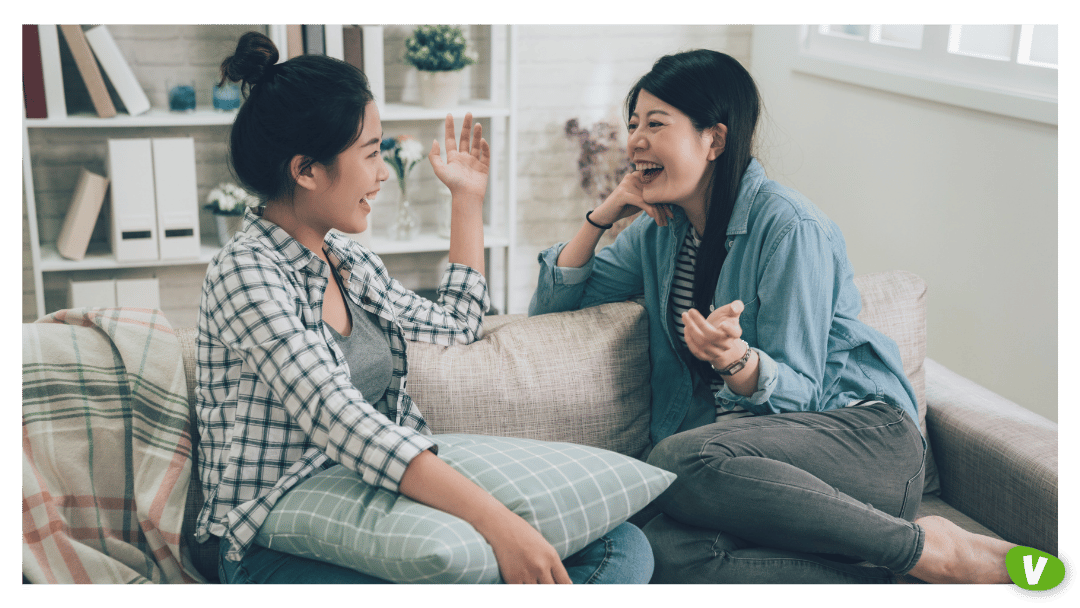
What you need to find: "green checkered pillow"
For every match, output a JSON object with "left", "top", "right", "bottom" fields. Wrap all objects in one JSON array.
[{"left": 253, "top": 434, "right": 675, "bottom": 583}]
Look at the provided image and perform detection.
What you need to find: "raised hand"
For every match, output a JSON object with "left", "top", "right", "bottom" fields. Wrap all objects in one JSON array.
[
  {"left": 682, "top": 300, "right": 746, "bottom": 370},
  {"left": 428, "top": 112, "right": 490, "bottom": 204}
]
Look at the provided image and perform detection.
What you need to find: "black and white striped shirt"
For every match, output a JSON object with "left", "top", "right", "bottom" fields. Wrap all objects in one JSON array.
[{"left": 670, "top": 228, "right": 748, "bottom": 420}]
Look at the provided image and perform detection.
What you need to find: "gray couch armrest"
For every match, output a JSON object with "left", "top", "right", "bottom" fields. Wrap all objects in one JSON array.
[{"left": 924, "top": 357, "right": 1057, "bottom": 555}]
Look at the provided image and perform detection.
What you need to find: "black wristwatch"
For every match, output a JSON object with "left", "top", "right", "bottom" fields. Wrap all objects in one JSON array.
[{"left": 712, "top": 339, "right": 752, "bottom": 376}]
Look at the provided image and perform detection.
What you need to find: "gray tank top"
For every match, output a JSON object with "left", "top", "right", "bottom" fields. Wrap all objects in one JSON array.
[{"left": 326, "top": 267, "right": 393, "bottom": 406}]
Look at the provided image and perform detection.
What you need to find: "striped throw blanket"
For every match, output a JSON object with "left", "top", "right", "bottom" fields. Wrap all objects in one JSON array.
[{"left": 22, "top": 308, "right": 205, "bottom": 584}]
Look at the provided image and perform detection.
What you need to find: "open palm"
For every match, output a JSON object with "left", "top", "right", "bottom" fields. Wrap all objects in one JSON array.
[{"left": 428, "top": 113, "right": 490, "bottom": 202}]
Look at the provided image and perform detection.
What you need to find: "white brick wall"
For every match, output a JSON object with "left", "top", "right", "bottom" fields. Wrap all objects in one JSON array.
[{"left": 23, "top": 24, "right": 750, "bottom": 322}]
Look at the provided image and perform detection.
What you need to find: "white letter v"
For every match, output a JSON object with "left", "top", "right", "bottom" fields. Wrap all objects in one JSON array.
[{"left": 1024, "top": 554, "right": 1048, "bottom": 585}]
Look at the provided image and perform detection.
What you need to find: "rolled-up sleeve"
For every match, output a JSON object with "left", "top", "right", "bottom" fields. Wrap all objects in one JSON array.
[
  {"left": 529, "top": 242, "right": 595, "bottom": 315},
  {"left": 387, "top": 261, "right": 489, "bottom": 345}
]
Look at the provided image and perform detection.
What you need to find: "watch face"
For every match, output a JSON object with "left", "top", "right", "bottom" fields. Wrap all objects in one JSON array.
[{"left": 718, "top": 342, "right": 751, "bottom": 376}]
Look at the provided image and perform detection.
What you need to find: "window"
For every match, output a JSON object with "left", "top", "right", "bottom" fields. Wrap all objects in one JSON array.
[{"left": 793, "top": 25, "right": 1058, "bottom": 125}]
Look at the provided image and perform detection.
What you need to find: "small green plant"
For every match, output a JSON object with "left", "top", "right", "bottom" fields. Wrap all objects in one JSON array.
[{"left": 404, "top": 25, "right": 475, "bottom": 72}]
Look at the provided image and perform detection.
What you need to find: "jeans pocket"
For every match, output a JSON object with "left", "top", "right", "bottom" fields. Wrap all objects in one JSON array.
[{"left": 897, "top": 448, "right": 926, "bottom": 522}]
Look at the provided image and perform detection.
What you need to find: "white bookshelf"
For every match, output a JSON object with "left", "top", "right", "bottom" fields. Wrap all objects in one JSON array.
[{"left": 23, "top": 24, "right": 518, "bottom": 318}]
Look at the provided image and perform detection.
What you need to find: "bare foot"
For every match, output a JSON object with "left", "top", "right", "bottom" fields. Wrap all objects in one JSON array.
[{"left": 905, "top": 515, "right": 1016, "bottom": 584}]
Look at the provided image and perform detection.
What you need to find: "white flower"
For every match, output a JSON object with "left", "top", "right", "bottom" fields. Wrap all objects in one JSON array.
[
  {"left": 206, "top": 182, "right": 257, "bottom": 214},
  {"left": 399, "top": 138, "right": 424, "bottom": 164}
]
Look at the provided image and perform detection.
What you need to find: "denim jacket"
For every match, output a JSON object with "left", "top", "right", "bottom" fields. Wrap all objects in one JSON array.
[{"left": 529, "top": 158, "right": 919, "bottom": 447}]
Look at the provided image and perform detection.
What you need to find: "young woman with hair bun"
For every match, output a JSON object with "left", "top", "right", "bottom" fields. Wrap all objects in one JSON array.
[{"left": 194, "top": 31, "right": 653, "bottom": 585}]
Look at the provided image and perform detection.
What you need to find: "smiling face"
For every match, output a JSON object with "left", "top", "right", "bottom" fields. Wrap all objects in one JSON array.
[
  {"left": 304, "top": 101, "right": 389, "bottom": 236},
  {"left": 627, "top": 90, "right": 719, "bottom": 213}
]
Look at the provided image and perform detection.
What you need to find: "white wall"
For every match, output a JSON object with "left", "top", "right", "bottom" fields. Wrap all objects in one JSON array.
[
  {"left": 508, "top": 25, "right": 751, "bottom": 313},
  {"left": 749, "top": 26, "right": 1057, "bottom": 422}
]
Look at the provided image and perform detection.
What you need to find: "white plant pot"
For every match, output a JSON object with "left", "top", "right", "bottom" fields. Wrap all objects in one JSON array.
[{"left": 418, "top": 70, "right": 462, "bottom": 108}]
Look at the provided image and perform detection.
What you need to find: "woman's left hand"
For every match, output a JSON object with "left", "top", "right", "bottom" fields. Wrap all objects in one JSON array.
[
  {"left": 429, "top": 112, "right": 490, "bottom": 204},
  {"left": 682, "top": 300, "right": 747, "bottom": 370}
]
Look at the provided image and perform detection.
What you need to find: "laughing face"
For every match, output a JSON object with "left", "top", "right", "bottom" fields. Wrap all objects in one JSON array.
[
  {"left": 310, "top": 100, "right": 389, "bottom": 235},
  {"left": 627, "top": 90, "right": 720, "bottom": 213}
]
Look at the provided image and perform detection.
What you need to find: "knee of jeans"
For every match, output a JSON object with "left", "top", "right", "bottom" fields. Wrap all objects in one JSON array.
[
  {"left": 647, "top": 430, "right": 726, "bottom": 478},
  {"left": 608, "top": 523, "right": 655, "bottom": 584},
  {"left": 646, "top": 433, "right": 690, "bottom": 475}
]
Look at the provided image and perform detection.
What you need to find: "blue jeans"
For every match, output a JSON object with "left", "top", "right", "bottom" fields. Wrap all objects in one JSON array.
[
  {"left": 640, "top": 401, "right": 926, "bottom": 583},
  {"left": 218, "top": 522, "right": 653, "bottom": 584}
]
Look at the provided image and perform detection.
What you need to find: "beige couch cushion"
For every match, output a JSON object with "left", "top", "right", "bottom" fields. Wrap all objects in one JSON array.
[
  {"left": 854, "top": 270, "right": 939, "bottom": 494},
  {"left": 407, "top": 301, "right": 652, "bottom": 459}
]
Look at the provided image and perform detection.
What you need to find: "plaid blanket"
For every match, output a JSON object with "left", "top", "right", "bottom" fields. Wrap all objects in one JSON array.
[{"left": 22, "top": 308, "right": 205, "bottom": 584}]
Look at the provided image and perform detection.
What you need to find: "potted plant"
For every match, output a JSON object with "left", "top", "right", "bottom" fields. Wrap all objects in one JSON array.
[
  {"left": 404, "top": 25, "right": 475, "bottom": 108},
  {"left": 205, "top": 182, "right": 257, "bottom": 246}
]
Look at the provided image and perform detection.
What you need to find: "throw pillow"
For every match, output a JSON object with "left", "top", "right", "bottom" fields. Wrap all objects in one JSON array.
[
  {"left": 853, "top": 270, "right": 941, "bottom": 495},
  {"left": 406, "top": 301, "right": 652, "bottom": 459},
  {"left": 253, "top": 433, "right": 675, "bottom": 584}
]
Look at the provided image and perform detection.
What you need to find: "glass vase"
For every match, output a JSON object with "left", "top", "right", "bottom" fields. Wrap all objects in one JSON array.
[
  {"left": 391, "top": 180, "right": 419, "bottom": 241},
  {"left": 214, "top": 213, "right": 244, "bottom": 247}
]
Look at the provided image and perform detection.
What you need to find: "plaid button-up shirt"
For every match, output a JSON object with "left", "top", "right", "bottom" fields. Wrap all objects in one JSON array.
[{"left": 194, "top": 212, "right": 489, "bottom": 560}]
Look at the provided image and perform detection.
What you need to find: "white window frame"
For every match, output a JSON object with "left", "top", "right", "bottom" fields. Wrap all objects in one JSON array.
[{"left": 792, "top": 25, "right": 1057, "bottom": 125}]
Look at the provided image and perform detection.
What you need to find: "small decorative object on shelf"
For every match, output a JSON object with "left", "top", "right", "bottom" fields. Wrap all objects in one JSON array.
[
  {"left": 205, "top": 182, "right": 257, "bottom": 246},
  {"left": 167, "top": 78, "right": 196, "bottom": 112},
  {"left": 404, "top": 25, "right": 476, "bottom": 108},
  {"left": 382, "top": 135, "right": 424, "bottom": 240},
  {"left": 565, "top": 117, "right": 635, "bottom": 240},
  {"left": 212, "top": 82, "right": 241, "bottom": 111}
]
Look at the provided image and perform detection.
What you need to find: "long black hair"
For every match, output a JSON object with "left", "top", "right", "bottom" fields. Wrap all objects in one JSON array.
[
  {"left": 626, "top": 50, "right": 761, "bottom": 321},
  {"left": 219, "top": 31, "right": 375, "bottom": 203}
]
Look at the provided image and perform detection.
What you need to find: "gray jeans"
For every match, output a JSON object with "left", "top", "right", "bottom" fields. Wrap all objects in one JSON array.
[{"left": 638, "top": 401, "right": 926, "bottom": 583}]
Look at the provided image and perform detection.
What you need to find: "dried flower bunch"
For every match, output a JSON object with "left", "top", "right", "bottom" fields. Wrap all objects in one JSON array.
[
  {"left": 204, "top": 182, "right": 258, "bottom": 216},
  {"left": 381, "top": 135, "right": 425, "bottom": 194},
  {"left": 404, "top": 25, "right": 476, "bottom": 72},
  {"left": 565, "top": 118, "right": 636, "bottom": 235}
]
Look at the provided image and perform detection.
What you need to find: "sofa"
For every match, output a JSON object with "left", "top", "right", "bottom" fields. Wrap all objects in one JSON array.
[{"left": 21, "top": 270, "right": 1057, "bottom": 584}]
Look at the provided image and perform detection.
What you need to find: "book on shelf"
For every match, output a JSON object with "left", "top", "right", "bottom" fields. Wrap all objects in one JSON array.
[
  {"left": 303, "top": 25, "right": 324, "bottom": 55},
  {"left": 59, "top": 25, "right": 116, "bottom": 118},
  {"left": 107, "top": 138, "right": 158, "bottom": 262},
  {"left": 37, "top": 25, "right": 67, "bottom": 119},
  {"left": 324, "top": 24, "right": 344, "bottom": 60},
  {"left": 151, "top": 138, "right": 201, "bottom": 260},
  {"left": 23, "top": 25, "right": 48, "bottom": 118},
  {"left": 342, "top": 25, "right": 362, "bottom": 68},
  {"left": 286, "top": 25, "right": 303, "bottom": 59},
  {"left": 360, "top": 26, "right": 385, "bottom": 105},
  {"left": 56, "top": 168, "right": 110, "bottom": 261},
  {"left": 266, "top": 23, "right": 289, "bottom": 62},
  {"left": 84, "top": 25, "right": 150, "bottom": 116}
]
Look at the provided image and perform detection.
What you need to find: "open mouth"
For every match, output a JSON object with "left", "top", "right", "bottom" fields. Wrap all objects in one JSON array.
[{"left": 636, "top": 162, "right": 664, "bottom": 185}]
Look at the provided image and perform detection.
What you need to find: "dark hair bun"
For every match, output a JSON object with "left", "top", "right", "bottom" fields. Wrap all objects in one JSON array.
[{"left": 219, "top": 31, "right": 279, "bottom": 91}]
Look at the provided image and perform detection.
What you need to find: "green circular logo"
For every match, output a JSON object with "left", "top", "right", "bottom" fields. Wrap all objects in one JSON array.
[{"left": 1006, "top": 546, "right": 1065, "bottom": 591}]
